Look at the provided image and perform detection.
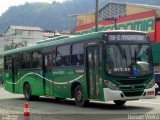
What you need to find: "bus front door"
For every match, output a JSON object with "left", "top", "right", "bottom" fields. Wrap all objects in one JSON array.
[{"left": 87, "top": 46, "right": 100, "bottom": 99}]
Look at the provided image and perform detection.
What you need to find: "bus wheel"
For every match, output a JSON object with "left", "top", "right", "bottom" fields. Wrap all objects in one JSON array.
[
  {"left": 113, "top": 100, "right": 126, "bottom": 106},
  {"left": 74, "top": 85, "right": 89, "bottom": 107},
  {"left": 24, "top": 83, "right": 32, "bottom": 101}
]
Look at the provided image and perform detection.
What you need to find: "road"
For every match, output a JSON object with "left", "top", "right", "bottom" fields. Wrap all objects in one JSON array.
[{"left": 0, "top": 87, "right": 160, "bottom": 120}]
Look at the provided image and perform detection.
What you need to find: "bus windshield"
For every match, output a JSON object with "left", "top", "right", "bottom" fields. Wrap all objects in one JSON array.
[{"left": 106, "top": 44, "right": 153, "bottom": 77}]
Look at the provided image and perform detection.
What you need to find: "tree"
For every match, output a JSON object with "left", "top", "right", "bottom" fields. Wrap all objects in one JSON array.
[{"left": 4, "top": 43, "right": 19, "bottom": 51}]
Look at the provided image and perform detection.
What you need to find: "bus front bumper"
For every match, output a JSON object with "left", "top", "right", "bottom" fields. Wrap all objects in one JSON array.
[{"left": 103, "top": 86, "right": 155, "bottom": 101}]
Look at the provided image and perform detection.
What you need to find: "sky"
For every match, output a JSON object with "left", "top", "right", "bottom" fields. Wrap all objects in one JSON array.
[{"left": 0, "top": 0, "right": 65, "bottom": 15}]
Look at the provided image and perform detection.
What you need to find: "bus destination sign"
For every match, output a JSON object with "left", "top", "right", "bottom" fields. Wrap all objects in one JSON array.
[{"left": 108, "top": 35, "right": 146, "bottom": 41}]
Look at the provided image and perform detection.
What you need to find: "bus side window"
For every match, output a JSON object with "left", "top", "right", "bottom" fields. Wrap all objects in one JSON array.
[
  {"left": 20, "top": 53, "right": 32, "bottom": 69},
  {"left": 56, "top": 45, "right": 70, "bottom": 66},
  {"left": 20, "top": 53, "right": 25, "bottom": 69},
  {"left": 32, "top": 51, "right": 42, "bottom": 68},
  {"left": 53, "top": 48, "right": 56, "bottom": 67},
  {"left": 71, "top": 43, "right": 84, "bottom": 66},
  {"left": 45, "top": 53, "right": 52, "bottom": 69},
  {"left": 26, "top": 53, "right": 31, "bottom": 68},
  {"left": 4, "top": 56, "right": 12, "bottom": 71}
]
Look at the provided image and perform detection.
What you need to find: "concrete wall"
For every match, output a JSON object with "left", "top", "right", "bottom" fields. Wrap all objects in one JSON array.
[
  {"left": 4, "top": 30, "right": 43, "bottom": 47},
  {"left": 126, "top": 5, "right": 152, "bottom": 16},
  {"left": 76, "top": 14, "right": 95, "bottom": 26}
]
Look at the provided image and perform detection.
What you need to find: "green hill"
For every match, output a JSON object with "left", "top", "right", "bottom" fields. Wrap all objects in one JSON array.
[{"left": 0, "top": 0, "right": 159, "bottom": 34}]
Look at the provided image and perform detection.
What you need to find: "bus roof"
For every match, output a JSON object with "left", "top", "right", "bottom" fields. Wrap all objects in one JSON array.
[
  {"left": 4, "top": 30, "right": 148, "bottom": 56},
  {"left": 4, "top": 31, "right": 104, "bottom": 55},
  {"left": 103, "top": 30, "right": 147, "bottom": 34},
  {"left": 37, "top": 35, "right": 70, "bottom": 44}
]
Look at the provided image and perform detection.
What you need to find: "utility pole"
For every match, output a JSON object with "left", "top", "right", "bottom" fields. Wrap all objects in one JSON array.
[
  {"left": 114, "top": 18, "right": 117, "bottom": 30},
  {"left": 69, "top": 15, "right": 71, "bottom": 33},
  {"left": 95, "top": 0, "right": 98, "bottom": 32}
]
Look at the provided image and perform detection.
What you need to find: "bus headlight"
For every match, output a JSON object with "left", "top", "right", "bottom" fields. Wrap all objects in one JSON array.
[
  {"left": 145, "top": 79, "right": 154, "bottom": 89},
  {"left": 104, "top": 80, "right": 119, "bottom": 90}
]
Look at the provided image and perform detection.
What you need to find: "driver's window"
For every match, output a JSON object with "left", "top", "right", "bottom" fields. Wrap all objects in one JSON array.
[{"left": 106, "top": 46, "right": 115, "bottom": 73}]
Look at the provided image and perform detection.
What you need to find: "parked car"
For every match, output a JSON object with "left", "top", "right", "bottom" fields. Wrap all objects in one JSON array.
[
  {"left": 154, "top": 73, "right": 160, "bottom": 95},
  {"left": 155, "top": 83, "right": 159, "bottom": 95}
]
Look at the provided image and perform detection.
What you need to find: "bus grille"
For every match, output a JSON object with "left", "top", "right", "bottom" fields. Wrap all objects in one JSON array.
[
  {"left": 115, "top": 79, "right": 147, "bottom": 96},
  {"left": 119, "top": 85, "right": 144, "bottom": 91},
  {"left": 116, "top": 79, "right": 147, "bottom": 85},
  {"left": 123, "top": 91, "right": 143, "bottom": 97}
]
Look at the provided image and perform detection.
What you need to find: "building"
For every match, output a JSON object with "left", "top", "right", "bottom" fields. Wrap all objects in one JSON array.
[
  {"left": 0, "top": 36, "right": 4, "bottom": 71},
  {"left": 43, "top": 30, "right": 61, "bottom": 39},
  {"left": 60, "top": 30, "right": 74, "bottom": 35},
  {"left": 0, "top": 25, "right": 61, "bottom": 72},
  {"left": 0, "top": 26, "right": 43, "bottom": 71},
  {"left": 75, "top": 2, "right": 160, "bottom": 42},
  {"left": 4, "top": 26, "right": 44, "bottom": 47}
]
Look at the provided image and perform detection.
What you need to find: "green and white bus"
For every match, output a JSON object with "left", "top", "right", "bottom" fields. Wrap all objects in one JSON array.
[{"left": 3, "top": 30, "right": 155, "bottom": 107}]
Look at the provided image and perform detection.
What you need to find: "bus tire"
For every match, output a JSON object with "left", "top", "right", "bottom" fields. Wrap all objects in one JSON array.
[
  {"left": 113, "top": 100, "right": 126, "bottom": 106},
  {"left": 24, "top": 83, "right": 33, "bottom": 101},
  {"left": 74, "top": 85, "right": 89, "bottom": 107}
]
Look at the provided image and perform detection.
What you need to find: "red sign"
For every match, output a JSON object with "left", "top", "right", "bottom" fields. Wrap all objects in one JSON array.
[
  {"left": 156, "top": 21, "right": 160, "bottom": 42},
  {"left": 75, "top": 11, "right": 157, "bottom": 42}
]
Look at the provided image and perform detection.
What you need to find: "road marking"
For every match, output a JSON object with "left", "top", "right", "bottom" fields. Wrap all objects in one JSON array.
[
  {"left": 132, "top": 101, "right": 160, "bottom": 105},
  {"left": 91, "top": 101, "right": 160, "bottom": 105},
  {"left": 0, "top": 93, "right": 9, "bottom": 95}
]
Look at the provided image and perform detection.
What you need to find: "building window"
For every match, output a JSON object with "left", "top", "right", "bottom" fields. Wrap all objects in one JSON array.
[{"left": 71, "top": 43, "right": 84, "bottom": 66}]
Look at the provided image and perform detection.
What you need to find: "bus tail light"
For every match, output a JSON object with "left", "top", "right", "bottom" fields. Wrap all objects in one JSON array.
[{"left": 104, "top": 80, "right": 119, "bottom": 91}]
